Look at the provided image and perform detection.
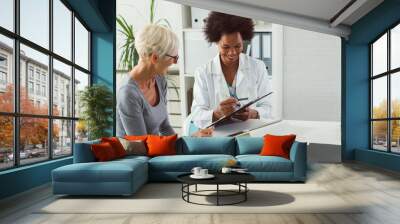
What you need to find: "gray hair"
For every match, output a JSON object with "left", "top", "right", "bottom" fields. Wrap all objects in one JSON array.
[{"left": 135, "top": 24, "right": 179, "bottom": 59}]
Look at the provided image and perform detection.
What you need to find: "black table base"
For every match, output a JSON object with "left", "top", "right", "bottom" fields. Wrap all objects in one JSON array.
[{"left": 181, "top": 183, "right": 249, "bottom": 206}]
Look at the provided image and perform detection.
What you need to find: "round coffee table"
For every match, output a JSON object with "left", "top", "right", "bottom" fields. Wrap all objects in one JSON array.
[{"left": 177, "top": 173, "right": 255, "bottom": 206}]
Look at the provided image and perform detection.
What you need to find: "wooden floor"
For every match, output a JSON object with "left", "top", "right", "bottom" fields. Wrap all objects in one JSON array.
[{"left": 1, "top": 162, "right": 400, "bottom": 224}]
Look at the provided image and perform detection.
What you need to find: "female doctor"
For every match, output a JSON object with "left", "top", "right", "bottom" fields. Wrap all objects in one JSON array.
[{"left": 190, "top": 12, "right": 272, "bottom": 129}]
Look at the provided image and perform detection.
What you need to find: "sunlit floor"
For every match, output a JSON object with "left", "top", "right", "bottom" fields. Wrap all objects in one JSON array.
[{"left": 1, "top": 162, "right": 400, "bottom": 224}]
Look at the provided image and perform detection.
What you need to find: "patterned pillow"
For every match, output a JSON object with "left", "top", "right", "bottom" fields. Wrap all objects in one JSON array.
[{"left": 118, "top": 138, "right": 147, "bottom": 156}]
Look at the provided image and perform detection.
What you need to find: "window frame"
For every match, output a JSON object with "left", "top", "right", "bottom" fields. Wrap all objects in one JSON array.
[
  {"left": 249, "top": 31, "right": 272, "bottom": 75},
  {"left": 0, "top": 0, "right": 92, "bottom": 171},
  {"left": 370, "top": 20, "right": 400, "bottom": 154}
]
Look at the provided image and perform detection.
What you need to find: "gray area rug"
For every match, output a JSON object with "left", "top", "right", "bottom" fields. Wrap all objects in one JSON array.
[{"left": 38, "top": 183, "right": 362, "bottom": 214}]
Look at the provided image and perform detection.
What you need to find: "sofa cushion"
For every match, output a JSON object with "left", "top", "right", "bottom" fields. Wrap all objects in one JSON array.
[
  {"left": 235, "top": 137, "right": 263, "bottom": 155},
  {"left": 236, "top": 155, "right": 293, "bottom": 172},
  {"left": 74, "top": 140, "right": 101, "bottom": 163},
  {"left": 118, "top": 138, "right": 147, "bottom": 156},
  {"left": 91, "top": 142, "right": 118, "bottom": 161},
  {"left": 101, "top": 137, "right": 127, "bottom": 158},
  {"left": 148, "top": 154, "right": 235, "bottom": 172},
  {"left": 53, "top": 159, "right": 147, "bottom": 183},
  {"left": 115, "top": 155, "right": 150, "bottom": 164},
  {"left": 177, "top": 137, "right": 235, "bottom": 155},
  {"left": 125, "top": 135, "right": 148, "bottom": 141},
  {"left": 260, "top": 134, "right": 296, "bottom": 159},
  {"left": 147, "top": 134, "right": 178, "bottom": 157}
]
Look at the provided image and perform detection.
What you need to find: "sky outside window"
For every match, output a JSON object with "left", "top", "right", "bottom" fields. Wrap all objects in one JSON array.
[
  {"left": 0, "top": 0, "right": 14, "bottom": 31},
  {"left": 372, "top": 33, "right": 387, "bottom": 76},
  {"left": 53, "top": 0, "right": 72, "bottom": 60}
]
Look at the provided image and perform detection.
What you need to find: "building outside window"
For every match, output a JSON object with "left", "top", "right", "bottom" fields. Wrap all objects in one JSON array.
[
  {"left": 28, "top": 81, "right": 34, "bottom": 94},
  {"left": 0, "top": 0, "right": 91, "bottom": 170},
  {"left": 35, "top": 70, "right": 41, "bottom": 82},
  {"left": 28, "top": 66, "right": 34, "bottom": 80},
  {"left": 41, "top": 85, "right": 46, "bottom": 97},
  {"left": 0, "top": 54, "right": 7, "bottom": 89},
  {"left": 41, "top": 73, "right": 46, "bottom": 83},
  {"left": 0, "top": 71, "right": 6, "bottom": 84},
  {"left": 370, "top": 23, "right": 400, "bottom": 154}
]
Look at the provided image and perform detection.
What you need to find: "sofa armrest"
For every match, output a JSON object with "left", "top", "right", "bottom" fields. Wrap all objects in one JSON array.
[
  {"left": 289, "top": 141, "right": 307, "bottom": 181},
  {"left": 73, "top": 140, "right": 100, "bottom": 163}
]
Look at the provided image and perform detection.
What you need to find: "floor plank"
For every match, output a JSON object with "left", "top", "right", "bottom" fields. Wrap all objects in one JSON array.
[{"left": 1, "top": 162, "right": 400, "bottom": 224}]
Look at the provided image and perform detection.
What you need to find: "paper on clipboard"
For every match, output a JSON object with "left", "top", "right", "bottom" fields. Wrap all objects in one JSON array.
[
  {"left": 206, "top": 91, "right": 273, "bottom": 128},
  {"left": 211, "top": 119, "right": 266, "bottom": 137}
]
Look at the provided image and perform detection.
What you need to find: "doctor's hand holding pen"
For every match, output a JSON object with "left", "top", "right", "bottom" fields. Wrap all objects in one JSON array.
[
  {"left": 212, "top": 97, "right": 238, "bottom": 121},
  {"left": 212, "top": 97, "right": 260, "bottom": 122}
]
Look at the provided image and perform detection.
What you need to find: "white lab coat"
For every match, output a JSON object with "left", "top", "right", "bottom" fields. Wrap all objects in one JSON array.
[{"left": 190, "top": 53, "right": 272, "bottom": 129}]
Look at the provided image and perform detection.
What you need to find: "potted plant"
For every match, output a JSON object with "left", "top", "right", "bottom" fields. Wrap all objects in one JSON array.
[{"left": 79, "top": 84, "right": 113, "bottom": 140}]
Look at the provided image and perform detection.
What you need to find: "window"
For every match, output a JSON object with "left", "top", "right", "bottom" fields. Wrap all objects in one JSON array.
[
  {"left": 250, "top": 32, "right": 272, "bottom": 74},
  {"left": 20, "top": 0, "right": 49, "bottom": 49},
  {"left": 0, "top": 0, "right": 14, "bottom": 32},
  {"left": 0, "top": 71, "right": 6, "bottom": 85},
  {"left": 28, "top": 81, "right": 34, "bottom": 94},
  {"left": 0, "top": 54, "right": 7, "bottom": 87},
  {"left": 28, "top": 67, "right": 34, "bottom": 80},
  {"left": 36, "top": 83, "right": 40, "bottom": 95},
  {"left": 371, "top": 23, "right": 400, "bottom": 154},
  {"left": 42, "top": 85, "right": 46, "bottom": 97},
  {"left": 53, "top": 59, "right": 72, "bottom": 117},
  {"left": 35, "top": 70, "right": 41, "bottom": 81},
  {"left": 75, "top": 18, "right": 89, "bottom": 69},
  {"left": 0, "top": 54, "right": 7, "bottom": 67},
  {"left": 0, "top": 35, "right": 14, "bottom": 113},
  {"left": 0, "top": 0, "right": 91, "bottom": 170}
]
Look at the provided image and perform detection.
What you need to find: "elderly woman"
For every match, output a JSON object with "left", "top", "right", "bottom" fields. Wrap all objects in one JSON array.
[
  {"left": 116, "top": 24, "right": 212, "bottom": 137},
  {"left": 191, "top": 12, "right": 272, "bottom": 129}
]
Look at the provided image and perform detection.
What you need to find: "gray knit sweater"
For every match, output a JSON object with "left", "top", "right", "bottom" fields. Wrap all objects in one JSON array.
[{"left": 116, "top": 75, "right": 175, "bottom": 137}]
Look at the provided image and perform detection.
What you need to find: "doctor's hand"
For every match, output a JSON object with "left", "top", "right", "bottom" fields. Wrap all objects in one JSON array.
[
  {"left": 192, "top": 127, "right": 214, "bottom": 137},
  {"left": 212, "top": 97, "right": 238, "bottom": 121},
  {"left": 233, "top": 107, "right": 250, "bottom": 121},
  {"left": 233, "top": 108, "right": 259, "bottom": 121}
]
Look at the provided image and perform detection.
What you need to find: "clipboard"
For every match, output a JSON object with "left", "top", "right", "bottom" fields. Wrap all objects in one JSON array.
[{"left": 206, "top": 91, "right": 273, "bottom": 128}]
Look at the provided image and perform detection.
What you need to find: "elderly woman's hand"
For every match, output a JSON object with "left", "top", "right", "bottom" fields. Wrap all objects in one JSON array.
[{"left": 192, "top": 127, "right": 213, "bottom": 137}]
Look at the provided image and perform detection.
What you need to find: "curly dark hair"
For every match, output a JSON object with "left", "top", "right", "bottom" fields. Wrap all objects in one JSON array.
[{"left": 204, "top": 11, "right": 254, "bottom": 43}]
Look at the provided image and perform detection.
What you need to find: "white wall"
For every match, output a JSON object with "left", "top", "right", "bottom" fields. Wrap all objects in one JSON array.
[
  {"left": 282, "top": 26, "right": 341, "bottom": 122},
  {"left": 116, "top": 0, "right": 182, "bottom": 69}
]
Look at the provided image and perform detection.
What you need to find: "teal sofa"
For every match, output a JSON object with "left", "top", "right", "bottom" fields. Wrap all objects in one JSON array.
[{"left": 52, "top": 137, "right": 307, "bottom": 196}]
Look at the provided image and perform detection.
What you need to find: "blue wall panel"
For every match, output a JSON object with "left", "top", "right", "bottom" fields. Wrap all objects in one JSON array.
[
  {"left": 0, "top": 158, "right": 72, "bottom": 199},
  {"left": 344, "top": 0, "right": 400, "bottom": 170},
  {"left": 0, "top": 0, "right": 116, "bottom": 200},
  {"left": 343, "top": 44, "right": 369, "bottom": 160}
]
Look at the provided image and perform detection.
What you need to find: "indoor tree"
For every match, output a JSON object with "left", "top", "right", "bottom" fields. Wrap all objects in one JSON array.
[{"left": 79, "top": 84, "right": 113, "bottom": 140}]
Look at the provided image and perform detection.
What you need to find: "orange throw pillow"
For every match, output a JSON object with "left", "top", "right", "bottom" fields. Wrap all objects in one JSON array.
[
  {"left": 146, "top": 134, "right": 178, "bottom": 157},
  {"left": 91, "top": 142, "right": 117, "bottom": 161},
  {"left": 101, "top": 137, "right": 126, "bottom": 158},
  {"left": 260, "top": 134, "right": 296, "bottom": 159},
  {"left": 124, "top": 135, "right": 148, "bottom": 141}
]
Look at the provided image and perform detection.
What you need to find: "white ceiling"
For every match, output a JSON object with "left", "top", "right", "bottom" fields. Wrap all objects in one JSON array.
[
  {"left": 166, "top": 0, "right": 384, "bottom": 38},
  {"left": 225, "top": 0, "right": 353, "bottom": 23}
]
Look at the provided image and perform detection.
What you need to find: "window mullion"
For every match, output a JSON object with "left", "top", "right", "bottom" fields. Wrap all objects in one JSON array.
[
  {"left": 49, "top": 0, "right": 54, "bottom": 160},
  {"left": 13, "top": 0, "right": 20, "bottom": 167},
  {"left": 71, "top": 11, "right": 76, "bottom": 155}
]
